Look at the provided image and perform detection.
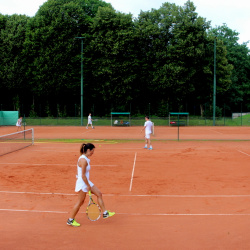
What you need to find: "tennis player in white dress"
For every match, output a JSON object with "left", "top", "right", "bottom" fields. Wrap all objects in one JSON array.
[
  {"left": 16, "top": 117, "right": 22, "bottom": 131},
  {"left": 67, "top": 143, "right": 115, "bottom": 227}
]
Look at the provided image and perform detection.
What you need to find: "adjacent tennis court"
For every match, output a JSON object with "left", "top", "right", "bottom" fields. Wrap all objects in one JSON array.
[{"left": 1, "top": 126, "right": 250, "bottom": 249}]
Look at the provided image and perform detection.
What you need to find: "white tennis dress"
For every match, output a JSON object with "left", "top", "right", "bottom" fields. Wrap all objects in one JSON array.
[
  {"left": 16, "top": 118, "right": 22, "bottom": 127},
  {"left": 75, "top": 155, "right": 94, "bottom": 192}
]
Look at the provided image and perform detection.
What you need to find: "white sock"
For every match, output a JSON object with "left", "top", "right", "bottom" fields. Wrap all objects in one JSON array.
[
  {"left": 145, "top": 144, "right": 147, "bottom": 147},
  {"left": 103, "top": 210, "right": 108, "bottom": 214}
]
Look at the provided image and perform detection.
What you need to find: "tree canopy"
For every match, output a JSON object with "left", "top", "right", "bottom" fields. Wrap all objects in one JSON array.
[{"left": 0, "top": 0, "right": 249, "bottom": 117}]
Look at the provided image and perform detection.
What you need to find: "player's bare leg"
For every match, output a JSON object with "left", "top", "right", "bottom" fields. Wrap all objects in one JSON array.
[
  {"left": 90, "top": 185, "right": 106, "bottom": 211},
  {"left": 91, "top": 185, "right": 115, "bottom": 219},
  {"left": 69, "top": 190, "right": 86, "bottom": 219}
]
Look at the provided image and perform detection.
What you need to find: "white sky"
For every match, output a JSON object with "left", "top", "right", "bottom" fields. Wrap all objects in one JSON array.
[{"left": 0, "top": 0, "right": 249, "bottom": 47}]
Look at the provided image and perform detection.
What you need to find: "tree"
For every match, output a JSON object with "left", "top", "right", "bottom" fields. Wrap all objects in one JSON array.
[
  {"left": 23, "top": 0, "right": 111, "bottom": 116},
  {"left": 135, "top": 1, "right": 217, "bottom": 114},
  {"left": 210, "top": 24, "right": 250, "bottom": 113},
  {"left": 0, "top": 14, "right": 30, "bottom": 111},
  {"left": 86, "top": 7, "right": 141, "bottom": 113}
]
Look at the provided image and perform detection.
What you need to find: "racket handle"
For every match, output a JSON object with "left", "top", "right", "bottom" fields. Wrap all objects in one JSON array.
[{"left": 88, "top": 190, "right": 92, "bottom": 196}]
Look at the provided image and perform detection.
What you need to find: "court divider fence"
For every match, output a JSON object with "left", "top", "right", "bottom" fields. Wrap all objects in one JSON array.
[{"left": 19, "top": 115, "right": 250, "bottom": 127}]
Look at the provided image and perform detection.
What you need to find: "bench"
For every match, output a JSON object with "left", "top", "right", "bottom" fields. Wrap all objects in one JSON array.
[
  {"left": 170, "top": 121, "right": 186, "bottom": 126},
  {"left": 113, "top": 120, "right": 130, "bottom": 126}
]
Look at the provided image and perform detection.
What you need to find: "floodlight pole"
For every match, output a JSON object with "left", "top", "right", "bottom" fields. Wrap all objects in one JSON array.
[
  {"left": 213, "top": 37, "right": 216, "bottom": 126},
  {"left": 75, "top": 37, "right": 84, "bottom": 126}
]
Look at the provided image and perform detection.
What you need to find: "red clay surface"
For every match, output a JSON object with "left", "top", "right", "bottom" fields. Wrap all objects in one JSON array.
[
  {"left": 1, "top": 126, "right": 250, "bottom": 249},
  {"left": 1, "top": 125, "right": 250, "bottom": 140}
]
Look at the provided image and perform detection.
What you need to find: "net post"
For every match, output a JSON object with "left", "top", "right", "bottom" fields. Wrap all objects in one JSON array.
[
  {"left": 23, "top": 114, "right": 26, "bottom": 131},
  {"left": 177, "top": 115, "right": 180, "bottom": 141},
  {"left": 32, "top": 128, "right": 34, "bottom": 145}
]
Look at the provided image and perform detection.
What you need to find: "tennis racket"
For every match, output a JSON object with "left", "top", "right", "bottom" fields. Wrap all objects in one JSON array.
[{"left": 86, "top": 190, "right": 101, "bottom": 221}]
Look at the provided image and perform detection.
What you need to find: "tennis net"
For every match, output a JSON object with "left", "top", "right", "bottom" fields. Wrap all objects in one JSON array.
[{"left": 0, "top": 128, "right": 34, "bottom": 156}]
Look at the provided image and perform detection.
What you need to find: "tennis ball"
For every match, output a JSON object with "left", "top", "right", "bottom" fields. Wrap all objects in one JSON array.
[{"left": 99, "top": 145, "right": 102, "bottom": 147}]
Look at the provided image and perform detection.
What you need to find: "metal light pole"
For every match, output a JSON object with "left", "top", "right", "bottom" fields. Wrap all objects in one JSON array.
[
  {"left": 213, "top": 37, "right": 216, "bottom": 126},
  {"left": 75, "top": 37, "right": 84, "bottom": 126}
]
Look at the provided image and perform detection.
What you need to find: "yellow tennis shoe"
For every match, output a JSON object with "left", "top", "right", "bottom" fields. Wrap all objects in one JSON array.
[
  {"left": 67, "top": 219, "right": 80, "bottom": 227},
  {"left": 103, "top": 210, "right": 115, "bottom": 219}
]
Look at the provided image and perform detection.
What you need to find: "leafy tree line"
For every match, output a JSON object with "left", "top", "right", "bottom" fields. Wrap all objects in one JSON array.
[{"left": 0, "top": 0, "right": 249, "bottom": 118}]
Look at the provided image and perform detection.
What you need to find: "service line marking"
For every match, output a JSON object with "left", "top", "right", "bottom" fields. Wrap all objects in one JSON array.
[
  {"left": 0, "top": 163, "right": 117, "bottom": 167},
  {"left": 129, "top": 152, "right": 137, "bottom": 192},
  {"left": 237, "top": 150, "right": 250, "bottom": 157},
  {"left": 1, "top": 191, "right": 250, "bottom": 198},
  {"left": 1, "top": 208, "right": 250, "bottom": 216}
]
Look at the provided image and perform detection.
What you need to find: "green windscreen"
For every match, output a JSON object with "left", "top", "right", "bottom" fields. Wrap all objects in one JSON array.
[{"left": 0, "top": 111, "right": 19, "bottom": 125}]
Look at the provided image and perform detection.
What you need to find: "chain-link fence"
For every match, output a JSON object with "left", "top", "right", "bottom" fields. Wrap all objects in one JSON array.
[{"left": 21, "top": 115, "right": 250, "bottom": 126}]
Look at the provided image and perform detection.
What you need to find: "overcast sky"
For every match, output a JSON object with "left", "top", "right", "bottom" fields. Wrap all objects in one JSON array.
[{"left": 0, "top": 0, "right": 249, "bottom": 47}]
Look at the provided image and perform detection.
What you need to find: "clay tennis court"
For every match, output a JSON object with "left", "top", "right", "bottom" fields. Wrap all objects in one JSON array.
[{"left": 1, "top": 126, "right": 250, "bottom": 249}]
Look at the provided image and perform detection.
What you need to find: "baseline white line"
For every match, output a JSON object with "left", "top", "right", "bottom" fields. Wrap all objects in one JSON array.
[
  {"left": 1, "top": 191, "right": 250, "bottom": 198},
  {"left": 1, "top": 209, "right": 250, "bottom": 216},
  {"left": 129, "top": 152, "right": 137, "bottom": 192},
  {"left": 237, "top": 150, "right": 250, "bottom": 157}
]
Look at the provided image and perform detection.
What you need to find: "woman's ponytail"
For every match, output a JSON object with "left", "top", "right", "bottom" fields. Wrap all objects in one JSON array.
[{"left": 80, "top": 143, "right": 95, "bottom": 154}]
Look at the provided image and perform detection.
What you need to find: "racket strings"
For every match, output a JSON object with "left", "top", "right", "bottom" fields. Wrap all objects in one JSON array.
[{"left": 87, "top": 203, "right": 101, "bottom": 221}]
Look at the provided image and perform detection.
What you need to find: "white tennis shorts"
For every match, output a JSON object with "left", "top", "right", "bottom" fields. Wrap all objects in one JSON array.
[{"left": 145, "top": 133, "right": 151, "bottom": 139}]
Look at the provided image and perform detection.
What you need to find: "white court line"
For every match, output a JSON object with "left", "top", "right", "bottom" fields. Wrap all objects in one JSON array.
[
  {"left": 207, "top": 128, "right": 223, "bottom": 134},
  {"left": 0, "top": 191, "right": 76, "bottom": 195},
  {"left": 82, "top": 129, "right": 93, "bottom": 135},
  {"left": 0, "top": 163, "right": 117, "bottom": 167},
  {"left": 237, "top": 150, "right": 250, "bottom": 157},
  {"left": 129, "top": 152, "right": 137, "bottom": 192},
  {"left": 1, "top": 191, "right": 250, "bottom": 198},
  {"left": 32, "top": 150, "right": 76, "bottom": 152},
  {"left": 0, "top": 208, "right": 250, "bottom": 216},
  {"left": 0, "top": 208, "right": 67, "bottom": 214}
]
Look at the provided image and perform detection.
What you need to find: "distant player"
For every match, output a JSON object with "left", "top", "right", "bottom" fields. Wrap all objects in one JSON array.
[
  {"left": 86, "top": 113, "right": 94, "bottom": 129},
  {"left": 16, "top": 117, "right": 22, "bottom": 131},
  {"left": 141, "top": 116, "right": 153, "bottom": 150}
]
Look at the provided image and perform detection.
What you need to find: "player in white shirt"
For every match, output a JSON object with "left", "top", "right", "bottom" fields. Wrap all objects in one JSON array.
[
  {"left": 141, "top": 116, "right": 153, "bottom": 150},
  {"left": 86, "top": 113, "right": 94, "bottom": 129},
  {"left": 16, "top": 117, "right": 22, "bottom": 131}
]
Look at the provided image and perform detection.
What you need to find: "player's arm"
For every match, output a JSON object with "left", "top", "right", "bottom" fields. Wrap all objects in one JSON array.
[
  {"left": 141, "top": 125, "right": 146, "bottom": 133},
  {"left": 79, "top": 158, "right": 91, "bottom": 191}
]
